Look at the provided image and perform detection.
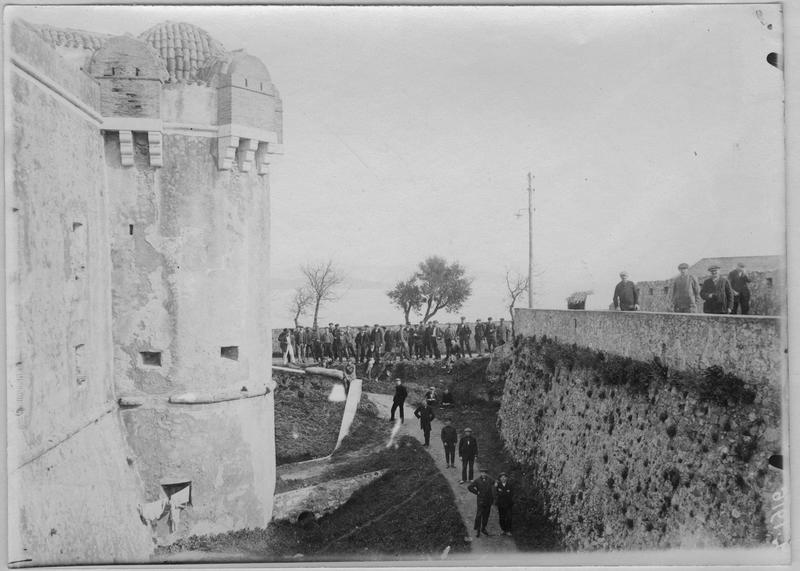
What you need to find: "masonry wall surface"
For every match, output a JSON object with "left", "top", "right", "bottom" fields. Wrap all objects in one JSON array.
[
  {"left": 513, "top": 309, "right": 784, "bottom": 388},
  {"left": 107, "top": 100, "right": 275, "bottom": 537},
  {"left": 7, "top": 21, "right": 153, "bottom": 565},
  {"left": 120, "top": 395, "right": 275, "bottom": 538},
  {"left": 499, "top": 336, "right": 785, "bottom": 551}
]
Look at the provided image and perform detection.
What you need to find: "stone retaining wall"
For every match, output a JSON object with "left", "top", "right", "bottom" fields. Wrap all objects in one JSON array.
[{"left": 499, "top": 335, "right": 785, "bottom": 551}]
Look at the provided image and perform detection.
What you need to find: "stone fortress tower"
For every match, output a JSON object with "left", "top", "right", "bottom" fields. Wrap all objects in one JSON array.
[{"left": 8, "top": 19, "right": 281, "bottom": 565}]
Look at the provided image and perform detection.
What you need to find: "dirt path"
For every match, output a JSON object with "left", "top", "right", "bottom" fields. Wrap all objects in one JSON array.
[{"left": 364, "top": 392, "right": 518, "bottom": 558}]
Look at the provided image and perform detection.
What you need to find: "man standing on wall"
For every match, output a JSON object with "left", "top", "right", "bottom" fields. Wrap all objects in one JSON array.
[
  {"left": 457, "top": 317, "right": 472, "bottom": 358},
  {"left": 432, "top": 320, "right": 443, "bottom": 359},
  {"left": 701, "top": 265, "right": 734, "bottom": 314},
  {"left": 468, "top": 467, "right": 494, "bottom": 537},
  {"left": 371, "top": 323, "right": 384, "bottom": 364},
  {"left": 497, "top": 318, "right": 510, "bottom": 346},
  {"left": 278, "top": 328, "right": 294, "bottom": 365},
  {"left": 390, "top": 378, "right": 408, "bottom": 422},
  {"left": 484, "top": 317, "right": 497, "bottom": 352},
  {"left": 671, "top": 262, "right": 700, "bottom": 313},
  {"left": 413, "top": 400, "right": 435, "bottom": 446},
  {"left": 728, "top": 262, "right": 752, "bottom": 315},
  {"left": 459, "top": 427, "right": 478, "bottom": 484},
  {"left": 613, "top": 271, "right": 639, "bottom": 311},
  {"left": 441, "top": 417, "right": 458, "bottom": 468},
  {"left": 474, "top": 319, "right": 485, "bottom": 354},
  {"left": 443, "top": 323, "right": 455, "bottom": 359}
]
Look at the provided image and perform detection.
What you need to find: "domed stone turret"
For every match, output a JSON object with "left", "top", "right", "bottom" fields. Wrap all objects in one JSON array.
[{"left": 138, "top": 21, "right": 225, "bottom": 83}]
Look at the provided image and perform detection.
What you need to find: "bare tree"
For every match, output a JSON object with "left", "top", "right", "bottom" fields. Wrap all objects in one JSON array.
[
  {"left": 301, "top": 261, "right": 345, "bottom": 328},
  {"left": 288, "top": 286, "right": 313, "bottom": 328},
  {"left": 506, "top": 270, "right": 530, "bottom": 335}
]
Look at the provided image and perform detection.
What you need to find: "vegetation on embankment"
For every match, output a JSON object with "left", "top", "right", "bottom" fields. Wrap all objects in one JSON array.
[
  {"left": 160, "top": 435, "right": 469, "bottom": 561},
  {"left": 499, "top": 334, "right": 784, "bottom": 550}
]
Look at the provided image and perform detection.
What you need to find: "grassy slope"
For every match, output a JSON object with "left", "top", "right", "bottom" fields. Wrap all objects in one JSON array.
[{"left": 160, "top": 408, "right": 469, "bottom": 561}]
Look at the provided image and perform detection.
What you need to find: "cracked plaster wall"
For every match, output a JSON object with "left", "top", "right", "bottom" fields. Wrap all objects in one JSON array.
[
  {"left": 107, "top": 118, "right": 274, "bottom": 538},
  {"left": 8, "top": 21, "right": 153, "bottom": 565}
]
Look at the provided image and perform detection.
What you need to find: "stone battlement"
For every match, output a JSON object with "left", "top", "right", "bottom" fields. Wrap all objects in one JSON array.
[{"left": 513, "top": 308, "right": 785, "bottom": 388}]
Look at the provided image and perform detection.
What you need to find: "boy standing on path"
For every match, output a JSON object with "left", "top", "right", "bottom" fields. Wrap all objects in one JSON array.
[
  {"left": 468, "top": 467, "right": 494, "bottom": 537},
  {"left": 458, "top": 427, "right": 478, "bottom": 483},
  {"left": 440, "top": 418, "right": 458, "bottom": 468}
]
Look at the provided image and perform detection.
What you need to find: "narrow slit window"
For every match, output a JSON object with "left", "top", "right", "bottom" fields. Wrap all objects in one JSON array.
[
  {"left": 221, "top": 346, "right": 239, "bottom": 361},
  {"left": 766, "top": 278, "right": 774, "bottom": 288},
  {"left": 244, "top": 78, "right": 248, "bottom": 87},
  {"left": 663, "top": 286, "right": 669, "bottom": 295},
  {"left": 141, "top": 351, "right": 162, "bottom": 367},
  {"left": 649, "top": 288, "right": 654, "bottom": 295},
  {"left": 70, "top": 221, "right": 87, "bottom": 279},
  {"left": 75, "top": 344, "right": 87, "bottom": 385},
  {"left": 129, "top": 224, "right": 134, "bottom": 235}
]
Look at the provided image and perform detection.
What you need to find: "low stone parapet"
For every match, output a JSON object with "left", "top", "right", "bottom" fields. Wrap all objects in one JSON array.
[{"left": 514, "top": 309, "right": 785, "bottom": 388}]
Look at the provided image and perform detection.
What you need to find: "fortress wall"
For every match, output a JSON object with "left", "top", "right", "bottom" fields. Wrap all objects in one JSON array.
[
  {"left": 107, "top": 126, "right": 275, "bottom": 537},
  {"left": 7, "top": 20, "right": 153, "bottom": 565},
  {"left": 499, "top": 336, "right": 785, "bottom": 550},
  {"left": 161, "top": 83, "right": 217, "bottom": 125},
  {"left": 514, "top": 309, "right": 784, "bottom": 388},
  {"left": 120, "top": 395, "right": 275, "bottom": 538},
  {"left": 499, "top": 310, "right": 787, "bottom": 551},
  {"left": 9, "top": 21, "right": 100, "bottom": 111}
]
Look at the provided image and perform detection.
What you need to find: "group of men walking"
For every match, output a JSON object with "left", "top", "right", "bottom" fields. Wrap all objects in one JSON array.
[
  {"left": 613, "top": 261, "right": 754, "bottom": 315},
  {"left": 279, "top": 317, "right": 513, "bottom": 366},
  {"left": 390, "top": 379, "right": 513, "bottom": 539}
]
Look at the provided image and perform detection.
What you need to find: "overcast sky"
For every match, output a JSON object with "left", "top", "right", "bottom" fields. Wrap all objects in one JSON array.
[{"left": 10, "top": 4, "right": 786, "bottom": 324}]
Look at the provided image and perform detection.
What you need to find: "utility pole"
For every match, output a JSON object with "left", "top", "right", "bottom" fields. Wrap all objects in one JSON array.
[{"left": 527, "top": 172, "right": 534, "bottom": 308}]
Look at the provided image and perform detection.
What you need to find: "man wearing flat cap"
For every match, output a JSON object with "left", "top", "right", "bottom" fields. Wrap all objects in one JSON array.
[
  {"left": 467, "top": 467, "right": 494, "bottom": 537},
  {"left": 671, "top": 263, "right": 700, "bottom": 313},
  {"left": 494, "top": 472, "right": 515, "bottom": 535},
  {"left": 459, "top": 427, "right": 478, "bottom": 483},
  {"left": 700, "top": 265, "right": 734, "bottom": 314},
  {"left": 728, "top": 262, "right": 752, "bottom": 315},
  {"left": 613, "top": 271, "right": 639, "bottom": 311}
]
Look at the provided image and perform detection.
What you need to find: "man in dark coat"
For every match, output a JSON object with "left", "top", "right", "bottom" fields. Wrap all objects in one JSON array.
[
  {"left": 413, "top": 401, "right": 435, "bottom": 446},
  {"left": 613, "top": 271, "right": 639, "bottom": 311},
  {"left": 457, "top": 317, "right": 472, "bottom": 358},
  {"left": 484, "top": 317, "right": 497, "bottom": 352},
  {"left": 398, "top": 325, "right": 410, "bottom": 360},
  {"left": 700, "top": 265, "right": 734, "bottom": 314},
  {"left": 422, "top": 323, "right": 433, "bottom": 359},
  {"left": 371, "top": 324, "right": 384, "bottom": 364},
  {"left": 459, "top": 427, "right": 478, "bottom": 483},
  {"left": 494, "top": 472, "right": 514, "bottom": 535},
  {"left": 415, "top": 324, "right": 425, "bottom": 359},
  {"left": 474, "top": 319, "right": 484, "bottom": 354},
  {"left": 497, "top": 318, "right": 510, "bottom": 345},
  {"left": 390, "top": 379, "right": 408, "bottom": 422},
  {"left": 443, "top": 323, "right": 455, "bottom": 358},
  {"left": 467, "top": 467, "right": 494, "bottom": 537},
  {"left": 431, "top": 321, "right": 442, "bottom": 359},
  {"left": 440, "top": 418, "right": 458, "bottom": 468},
  {"left": 728, "top": 262, "right": 752, "bottom": 315}
]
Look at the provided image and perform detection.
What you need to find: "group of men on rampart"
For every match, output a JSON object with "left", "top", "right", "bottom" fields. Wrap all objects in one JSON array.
[
  {"left": 278, "top": 316, "right": 512, "bottom": 366},
  {"left": 613, "top": 261, "right": 753, "bottom": 315}
]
